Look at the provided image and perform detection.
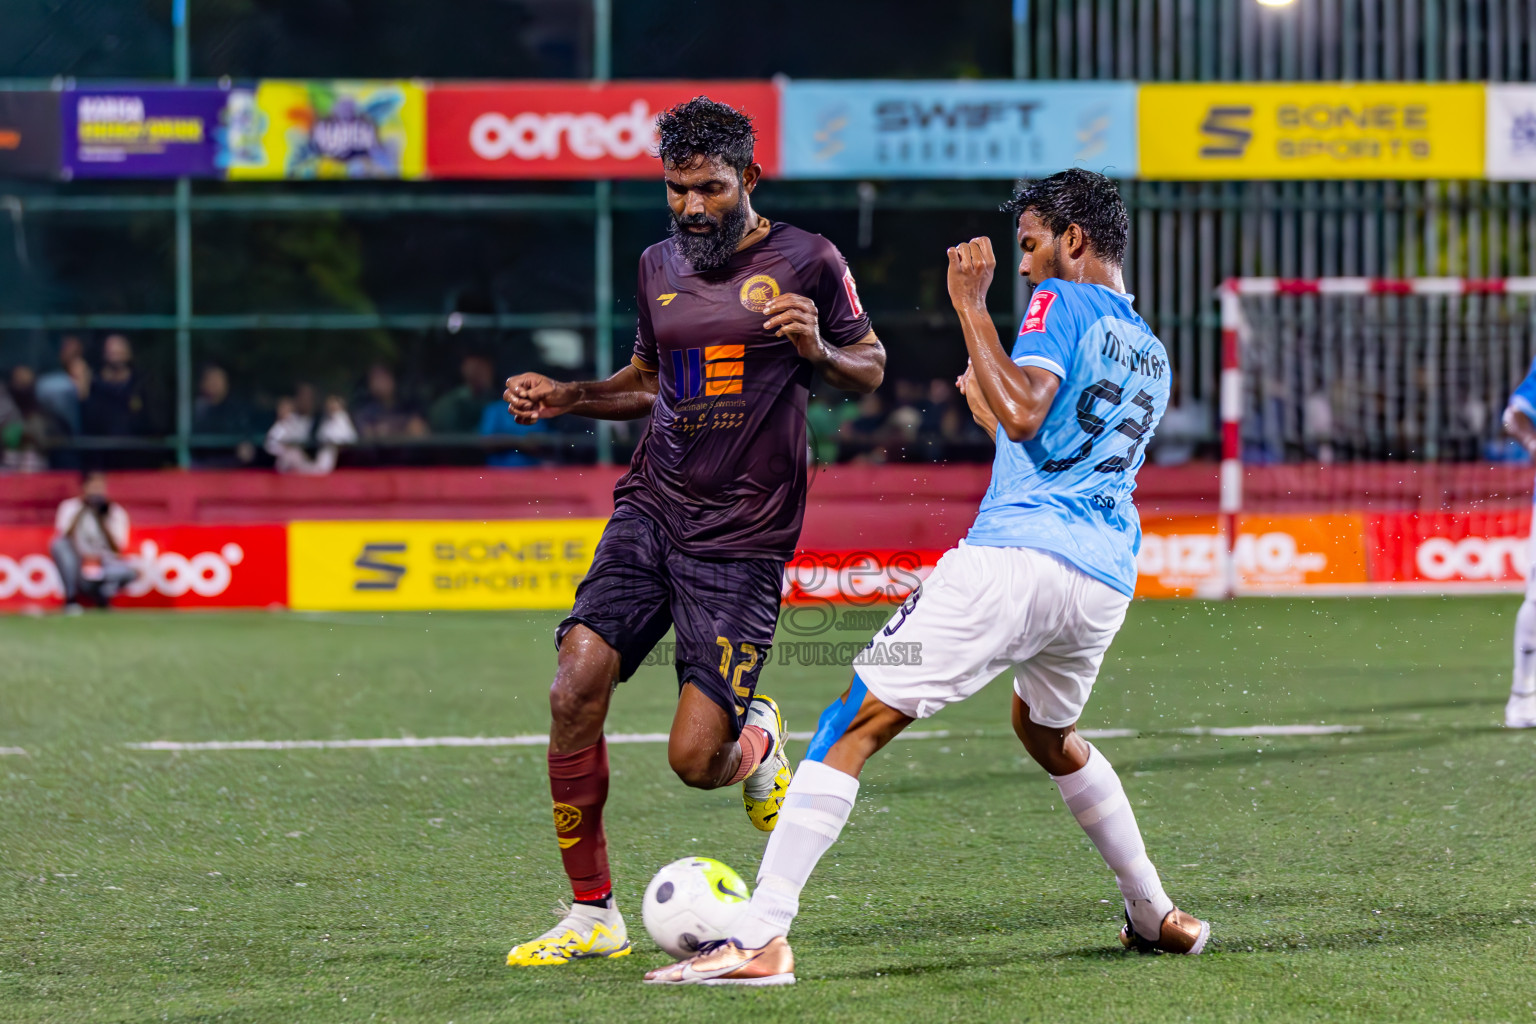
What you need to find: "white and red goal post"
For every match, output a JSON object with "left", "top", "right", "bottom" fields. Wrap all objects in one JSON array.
[{"left": 1185, "top": 277, "right": 1536, "bottom": 598}]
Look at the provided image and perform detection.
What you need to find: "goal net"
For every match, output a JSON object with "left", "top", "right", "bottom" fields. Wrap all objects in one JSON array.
[{"left": 1169, "top": 278, "right": 1536, "bottom": 596}]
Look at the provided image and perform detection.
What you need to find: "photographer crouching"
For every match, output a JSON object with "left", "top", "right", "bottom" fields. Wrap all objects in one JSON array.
[{"left": 49, "top": 470, "right": 139, "bottom": 613}]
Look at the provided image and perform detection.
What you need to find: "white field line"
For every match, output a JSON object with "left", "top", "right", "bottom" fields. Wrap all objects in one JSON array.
[
  {"left": 0, "top": 746, "right": 28, "bottom": 756},
  {"left": 123, "top": 724, "right": 1359, "bottom": 753}
]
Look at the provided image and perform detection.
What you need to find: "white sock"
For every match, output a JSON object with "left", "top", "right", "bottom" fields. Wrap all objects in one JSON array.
[
  {"left": 1513, "top": 596, "right": 1536, "bottom": 698},
  {"left": 1052, "top": 743, "right": 1174, "bottom": 938},
  {"left": 733, "top": 759, "right": 859, "bottom": 948}
]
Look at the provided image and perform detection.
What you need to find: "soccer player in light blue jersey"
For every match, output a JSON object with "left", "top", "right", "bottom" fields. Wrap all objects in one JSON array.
[
  {"left": 1501, "top": 362, "right": 1536, "bottom": 728},
  {"left": 646, "top": 169, "right": 1208, "bottom": 987}
]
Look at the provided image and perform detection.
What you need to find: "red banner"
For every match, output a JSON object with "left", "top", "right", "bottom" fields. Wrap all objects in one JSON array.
[
  {"left": 1367, "top": 510, "right": 1531, "bottom": 585},
  {"left": 0, "top": 525, "right": 288, "bottom": 610},
  {"left": 425, "top": 82, "right": 781, "bottom": 180}
]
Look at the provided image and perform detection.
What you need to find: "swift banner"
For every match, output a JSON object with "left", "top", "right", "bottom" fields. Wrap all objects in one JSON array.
[
  {"left": 780, "top": 80, "right": 1136, "bottom": 179},
  {"left": 226, "top": 81, "right": 425, "bottom": 180},
  {"left": 424, "top": 82, "right": 780, "bottom": 179},
  {"left": 61, "top": 86, "right": 244, "bottom": 179},
  {"left": 0, "top": 525, "right": 287, "bottom": 610},
  {"left": 1138, "top": 82, "right": 1485, "bottom": 180},
  {"left": 1486, "top": 85, "right": 1536, "bottom": 180},
  {"left": 0, "top": 91, "right": 61, "bottom": 179},
  {"left": 287, "top": 519, "right": 607, "bottom": 610}
]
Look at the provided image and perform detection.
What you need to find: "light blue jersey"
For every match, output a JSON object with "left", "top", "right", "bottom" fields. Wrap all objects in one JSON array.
[
  {"left": 965, "top": 279, "right": 1171, "bottom": 597},
  {"left": 1507, "top": 356, "right": 1536, "bottom": 495}
]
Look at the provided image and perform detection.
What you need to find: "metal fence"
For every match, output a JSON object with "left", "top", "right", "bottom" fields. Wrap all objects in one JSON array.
[{"left": 3, "top": 0, "right": 1535, "bottom": 470}]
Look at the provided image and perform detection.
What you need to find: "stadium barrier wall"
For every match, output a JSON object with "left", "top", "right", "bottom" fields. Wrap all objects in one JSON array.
[{"left": 3, "top": 508, "right": 1530, "bottom": 611}]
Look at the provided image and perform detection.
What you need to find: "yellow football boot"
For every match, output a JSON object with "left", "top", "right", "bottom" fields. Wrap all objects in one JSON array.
[
  {"left": 506, "top": 901, "right": 631, "bottom": 966},
  {"left": 742, "top": 694, "right": 792, "bottom": 832}
]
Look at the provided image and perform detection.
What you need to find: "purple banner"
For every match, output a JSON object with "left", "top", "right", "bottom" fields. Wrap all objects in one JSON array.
[{"left": 62, "top": 87, "right": 238, "bottom": 179}]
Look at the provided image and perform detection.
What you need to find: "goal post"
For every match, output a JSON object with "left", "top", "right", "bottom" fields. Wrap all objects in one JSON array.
[{"left": 1208, "top": 277, "right": 1536, "bottom": 598}]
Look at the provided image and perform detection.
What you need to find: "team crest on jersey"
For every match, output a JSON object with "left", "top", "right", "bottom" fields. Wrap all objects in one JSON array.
[
  {"left": 1021, "top": 289, "right": 1057, "bottom": 334},
  {"left": 738, "top": 274, "right": 780, "bottom": 313}
]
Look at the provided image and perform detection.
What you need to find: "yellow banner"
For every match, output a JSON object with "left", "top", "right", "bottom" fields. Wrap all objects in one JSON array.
[
  {"left": 288, "top": 520, "right": 606, "bottom": 611},
  {"left": 1139, "top": 83, "right": 1484, "bottom": 179},
  {"left": 227, "top": 80, "right": 425, "bottom": 180}
]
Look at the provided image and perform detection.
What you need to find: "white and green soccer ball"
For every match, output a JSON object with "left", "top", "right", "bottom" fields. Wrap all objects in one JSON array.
[{"left": 641, "top": 856, "right": 751, "bottom": 958}]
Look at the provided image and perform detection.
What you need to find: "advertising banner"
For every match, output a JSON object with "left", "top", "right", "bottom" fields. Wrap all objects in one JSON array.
[
  {"left": 0, "top": 91, "right": 62, "bottom": 179},
  {"left": 780, "top": 80, "right": 1136, "bottom": 179},
  {"left": 1486, "top": 85, "right": 1536, "bottom": 180},
  {"left": 1366, "top": 510, "right": 1530, "bottom": 587},
  {"left": 1136, "top": 515, "right": 1227, "bottom": 598},
  {"left": 1139, "top": 82, "right": 1485, "bottom": 180},
  {"left": 424, "top": 81, "right": 780, "bottom": 179},
  {"left": 61, "top": 86, "right": 244, "bottom": 179},
  {"left": 287, "top": 519, "right": 607, "bottom": 611},
  {"left": 1136, "top": 514, "right": 1369, "bottom": 596},
  {"left": 0, "top": 525, "right": 288, "bottom": 610},
  {"left": 226, "top": 81, "right": 425, "bottom": 180},
  {"left": 783, "top": 549, "right": 938, "bottom": 604}
]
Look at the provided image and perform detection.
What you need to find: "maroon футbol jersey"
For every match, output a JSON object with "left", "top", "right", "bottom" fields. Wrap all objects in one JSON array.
[{"left": 614, "top": 221, "right": 873, "bottom": 561}]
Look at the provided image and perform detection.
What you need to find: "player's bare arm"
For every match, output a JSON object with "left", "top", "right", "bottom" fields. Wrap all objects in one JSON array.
[
  {"left": 504, "top": 364, "right": 659, "bottom": 424},
  {"left": 955, "top": 363, "right": 1000, "bottom": 439},
  {"left": 761, "top": 293, "right": 885, "bottom": 393},
  {"left": 946, "top": 236, "right": 1058, "bottom": 442},
  {"left": 1504, "top": 405, "right": 1536, "bottom": 459}
]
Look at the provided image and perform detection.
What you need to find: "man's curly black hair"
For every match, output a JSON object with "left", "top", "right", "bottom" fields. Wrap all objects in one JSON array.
[
  {"left": 1002, "top": 168, "right": 1129, "bottom": 266},
  {"left": 655, "top": 96, "right": 757, "bottom": 174}
]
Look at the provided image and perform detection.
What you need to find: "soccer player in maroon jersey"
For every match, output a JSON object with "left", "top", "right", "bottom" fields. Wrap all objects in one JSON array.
[{"left": 502, "top": 97, "right": 885, "bottom": 967}]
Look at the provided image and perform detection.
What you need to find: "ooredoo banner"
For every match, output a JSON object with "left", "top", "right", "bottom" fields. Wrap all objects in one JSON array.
[
  {"left": 425, "top": 82, "right": 781, "bottom": 180},
  {"left": 780, "top": 80, "right": 1137, "bottom": 179},
  {"left": 1367, "top": 510, "right": 1530, "bottom": 587},
  {"left": 0, "top": 525, "right": 287, "bottom": 610}
]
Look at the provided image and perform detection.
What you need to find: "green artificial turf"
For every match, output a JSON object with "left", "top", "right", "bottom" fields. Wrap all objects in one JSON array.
[{"left": 2, "top": 597, "right": 1534, "bottom": 1022}]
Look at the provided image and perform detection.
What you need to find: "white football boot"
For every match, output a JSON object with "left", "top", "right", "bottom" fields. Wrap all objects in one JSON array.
[{"left": 1506, "top": 691, "right": 1536, "bottom": 729}]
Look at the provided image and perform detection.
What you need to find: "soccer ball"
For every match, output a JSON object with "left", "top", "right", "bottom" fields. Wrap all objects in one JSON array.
[{"left": 641, "top": 856, "right": 751, "bottom": 958}]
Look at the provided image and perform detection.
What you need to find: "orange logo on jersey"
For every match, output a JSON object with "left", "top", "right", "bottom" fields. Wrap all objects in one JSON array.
[
  {"left": 738, "top": 274, "right": 780, "bottom": 313},
  {"left": 657, "top": 293, "right": 678, "bottom": 306},
  {"left": 672, "top": 345, "right": 744, "bottom": 398}
]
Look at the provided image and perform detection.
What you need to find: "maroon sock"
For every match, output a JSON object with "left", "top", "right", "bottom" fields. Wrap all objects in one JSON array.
[{"left": 547, "top": 737, "right": 611, "bottom": 902}]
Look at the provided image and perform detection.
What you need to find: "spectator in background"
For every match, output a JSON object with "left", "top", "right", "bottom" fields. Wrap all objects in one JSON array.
[
  {"left": 3, "top": 366, "right": 67, "bottom": 472},
  {"left": 49, "top": 469, "right": 138, "bottom": 613},
  {"left": 192, "top": 364, "right": 257, "bottom": 467},
  {"left": 266, "top": 385, "right": 356, "bottom": 475},
  {"left": 35, "top": 335, "right": 84, "bottom": 435},
  {"left": 429, "top": 353, "right": 497, "bottom": 435},
  {"left": 82, "top": 333, "right": 150, "bottom": 439},
  {"left": 840, "top": 391, "right": 889, "bottom": 461},
  {"left": 806, "top": 393, "right": 858, "bottom": 464},
  {"left": 354, "top": 363, "right": 428, "bottom": 439},
  {"left": 479, "top": 396, "right": 549, "bottom": 468}
]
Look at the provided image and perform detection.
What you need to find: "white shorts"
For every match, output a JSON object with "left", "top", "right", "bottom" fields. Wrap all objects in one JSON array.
[{"left": 857, "top": 542, "right": 1131, "bottom": 729}]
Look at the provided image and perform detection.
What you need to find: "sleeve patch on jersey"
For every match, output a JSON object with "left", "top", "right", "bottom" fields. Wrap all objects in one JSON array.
[
  {"left": 843, "top": 268, "right": 865, "bottom": 318},
  {"left": 1020, "top": 289, "right": 1057, "bottom": 334}
]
